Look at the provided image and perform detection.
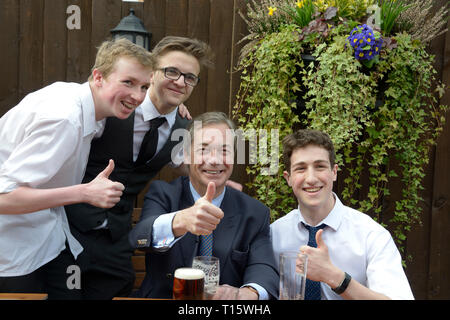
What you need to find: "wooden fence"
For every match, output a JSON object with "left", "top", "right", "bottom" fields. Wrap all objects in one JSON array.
[{"left": 0, "top": 0, "right": 448, "bottom": 299}]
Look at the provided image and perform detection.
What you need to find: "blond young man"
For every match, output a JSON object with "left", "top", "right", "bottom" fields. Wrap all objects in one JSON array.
[{"left": 0, "top": 38, "right": 152, "bottom": 297}]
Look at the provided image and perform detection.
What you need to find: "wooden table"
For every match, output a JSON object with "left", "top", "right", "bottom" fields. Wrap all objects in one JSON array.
[
  {"left": 0, "top": 293, "right": 48, "bottom": 300},
  {"left": 112, "top": 297, "right": 170, "bottom": 300}
]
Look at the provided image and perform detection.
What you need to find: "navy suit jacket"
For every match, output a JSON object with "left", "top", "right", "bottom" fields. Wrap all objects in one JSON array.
[{"left": 129, "top": 176, "right": 279, "bottom": 299}]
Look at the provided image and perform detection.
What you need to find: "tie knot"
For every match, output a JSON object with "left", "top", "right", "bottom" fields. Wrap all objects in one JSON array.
[
  {"left": 150, "top": 117, "right": 166, "bottom": 129},
  {"left": 302, "top": 222, "right": 326, "bottom": 248},
  {"left": 302, "top": 222, "right": 326, "bottom": 233}
]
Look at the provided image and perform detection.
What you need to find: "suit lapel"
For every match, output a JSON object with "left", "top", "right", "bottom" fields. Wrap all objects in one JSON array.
[{"left": 213, "top": 189, "right": 241, "bottom": 274}]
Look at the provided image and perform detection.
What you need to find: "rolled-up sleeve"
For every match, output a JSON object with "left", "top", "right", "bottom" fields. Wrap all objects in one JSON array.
[
  {"left": 366, "top": 229, "right": 415, "bottom": 299},
  {"left": 0, "top": 118, "right": 78, "bottom": 193}
]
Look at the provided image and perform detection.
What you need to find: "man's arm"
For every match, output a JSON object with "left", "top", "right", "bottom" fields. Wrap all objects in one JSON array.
[
  {"left": 299, "top": 229, "right": 390, "bottom": 300},
  {"left": 0, "top": 160, "right": 124, "bottom": 215}
]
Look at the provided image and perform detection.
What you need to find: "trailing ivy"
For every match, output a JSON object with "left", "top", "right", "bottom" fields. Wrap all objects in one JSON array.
[
  {"left": 233, "top": 23, "right": 448, "bottom": 256},
  {"left": 233, "top": 25, "right": 306, "bottom": 221}
]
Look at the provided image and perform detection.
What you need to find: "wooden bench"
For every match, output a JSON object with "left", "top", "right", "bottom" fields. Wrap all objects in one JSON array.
[
  {"left": 0, "top": 293, "right": 48, "bottom": 300},
  {"left": 131, "top": 208, "right": 145, "bottom": 290}
]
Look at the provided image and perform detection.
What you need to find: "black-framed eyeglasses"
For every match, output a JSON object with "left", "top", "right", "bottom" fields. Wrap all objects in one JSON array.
[{"left": 159, "top": 67, "right": 200, "bottom": 87}]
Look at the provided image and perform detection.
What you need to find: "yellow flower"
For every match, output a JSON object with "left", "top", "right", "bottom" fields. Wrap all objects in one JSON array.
[
  {"left": 268, "top": 6, "right": 277, "bottom": 16},
  {"left": 313, "top": 0, "right": 328, "bottom": 12},
  {"left": 297, "top": 0, "right": 305, "bottom": 9}
]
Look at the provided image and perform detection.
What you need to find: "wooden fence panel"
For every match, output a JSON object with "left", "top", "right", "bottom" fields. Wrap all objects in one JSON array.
[
  {"left": 66, "top": 0, "right": 92, "bottom": 82},
  {"left": 43, "top": 0, "right": 67, "bottom": 86},
  {"left": 427, "top": 12, "right": 450, "bottom": 299},
  {"left": 0, "top": 0, "right": 448, "bottom": 299},
  {"left": 0, "top": 0, "right": 20, "bottom": 117},
  {"left": 91, "top": 0, "right": 122, "bottom": 58},
  {"left": 143, "top": 0, "right": 166, "bottom": 49},
  {"left": 19, "top": 0, "right": 44, "bottom": 99},
  {"left": 206, "top": 0, "right": 233, "bottom": 114}
]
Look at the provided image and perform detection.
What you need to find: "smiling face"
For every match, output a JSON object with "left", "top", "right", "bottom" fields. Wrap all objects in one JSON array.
[
  {"left": 284, "top": 145, "right": 337, "bottom": 223},
  {"left": 187, "top": 122, "right": 234, "bottom": 198},
  {"left": 149, "top": 50, "right": 200, "bottom": 115},
  {"left": 92, "top": 56, "right": 151, "bottom": 120}
]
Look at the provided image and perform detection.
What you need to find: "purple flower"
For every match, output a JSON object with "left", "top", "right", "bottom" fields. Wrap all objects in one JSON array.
[{"left": 347, "top": 24, "right": 383, "bottom": 62}]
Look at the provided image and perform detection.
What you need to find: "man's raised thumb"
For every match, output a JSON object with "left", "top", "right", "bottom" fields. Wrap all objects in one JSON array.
[
  {"left": 100, "top": 159, "right": 115, "bottom": 179},
  {"left": 203, "top": 182, "right": 216, "bottom": 202},
  {"left": 316, "top": 229, "right": 326, "bottom": 249}
]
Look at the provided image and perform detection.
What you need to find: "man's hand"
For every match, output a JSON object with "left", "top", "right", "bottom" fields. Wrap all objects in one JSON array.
[
  {"left": 225, "top": 180, "right": 243, "bottom": 191},
  {"left": 212, "top": 285, "right": 258, "bottom": 300},
  {"left": 178, "top": 103, "right": 192, "bottom": 120},
  {"left": 83, "top": 159, "right": 125, "bottom": 208},
  {"left": 298, "top": 229, "right": 344, "bottom": 288},
  {"left": 172, "top": 182, "right": 224, "bottom": 237}
]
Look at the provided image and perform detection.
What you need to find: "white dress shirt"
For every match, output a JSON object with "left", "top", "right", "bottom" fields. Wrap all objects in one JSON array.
[
  {"left": 0, "top": 82, "right": 105, "bottom": 276},
  {"left": 270, "top": 194, "right": 414, "bottom": 300},
  {"left": 152, "top": 183, "right": 269, "bottom": 300},
  {"left": 132, "top": 92, "right": 181, "bottom": 163}
]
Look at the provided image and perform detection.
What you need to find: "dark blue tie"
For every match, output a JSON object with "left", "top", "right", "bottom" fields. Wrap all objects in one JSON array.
[
  {"left": 302, "top": 222, "right": 327, "bottom": 300},
  {"left": 199, "top": 233, "right": 213, "bottom": 256}
]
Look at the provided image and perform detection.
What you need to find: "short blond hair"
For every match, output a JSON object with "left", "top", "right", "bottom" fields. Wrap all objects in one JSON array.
[
  {"left": 89, "top": 38, "right": 154, "bottom": 81},
  {"left": 152, "top": 36, "right": 214, "bottom": 70}
]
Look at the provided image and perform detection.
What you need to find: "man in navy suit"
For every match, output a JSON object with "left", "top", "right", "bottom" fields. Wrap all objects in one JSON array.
[{"left": 129, "top": 112, "right": 279, "bottom": 299}]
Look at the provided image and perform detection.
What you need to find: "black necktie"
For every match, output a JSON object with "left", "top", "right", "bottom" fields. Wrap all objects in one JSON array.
[
  {"left": 135, "top": 117, "right": 166, "bottom": 165},
  {"left": 302, "top": 222, "right": 327, "bottom": 300}
]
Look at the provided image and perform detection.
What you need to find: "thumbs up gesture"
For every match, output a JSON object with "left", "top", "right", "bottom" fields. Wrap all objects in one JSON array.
[
  {"left": 298, "top": 229, "right": 336, "bottom": 283},
  {"left": 83, "top": 159, "right": 125, "bottom": 208},
  {"left": 172, "top": 182, "right": 225, "bottom": 237}
]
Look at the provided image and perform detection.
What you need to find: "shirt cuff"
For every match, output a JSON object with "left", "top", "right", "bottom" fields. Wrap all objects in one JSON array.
[
  {"left": 241, "top": 283, "right": 269, "bottom": 300},
  {"left": 152, "top": 211, "right": 183, "bottom": 250},
  {"left": 0, "top": 176, "right": 19, "bottom": 194}
]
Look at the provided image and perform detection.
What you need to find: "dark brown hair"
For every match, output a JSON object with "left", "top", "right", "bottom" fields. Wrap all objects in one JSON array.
[{"left": 282, "top": 129, "right": 336, "bottom": 172}]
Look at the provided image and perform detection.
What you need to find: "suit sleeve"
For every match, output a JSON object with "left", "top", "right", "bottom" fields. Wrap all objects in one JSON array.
[
  {"left": 128, "top": 181, "right": 177, "bottom": 251},
  {"left": 243, "top": 205, "right": 280, "bottom": 299}
]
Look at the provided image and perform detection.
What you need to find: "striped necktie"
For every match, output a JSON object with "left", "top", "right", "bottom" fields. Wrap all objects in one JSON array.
[{"left": 199, "top": 233, "right": 213, "bottom": 256}]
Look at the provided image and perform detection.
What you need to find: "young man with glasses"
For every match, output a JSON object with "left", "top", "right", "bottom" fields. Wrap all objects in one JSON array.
[{"left": 62, "top": 36, "right": 214, "bottom": 299}]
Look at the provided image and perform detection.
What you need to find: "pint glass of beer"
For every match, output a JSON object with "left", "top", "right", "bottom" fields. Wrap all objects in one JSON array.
[{"left": 173, "top": 268, "right": 205, "bottom": 300}]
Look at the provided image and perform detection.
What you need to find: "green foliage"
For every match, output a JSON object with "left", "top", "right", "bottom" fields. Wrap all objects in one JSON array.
[
  {"left": 379, "top": 0, "right": 411, "bottom": 35},
  {"left": 233, "top": 21, "right": 448, "bottom": 255},
  {"left": 233, "top": 25, "right": 306, "bottom": 220},
  {"left": 282, "top": 0, "right": 316, "bottom": 28}
]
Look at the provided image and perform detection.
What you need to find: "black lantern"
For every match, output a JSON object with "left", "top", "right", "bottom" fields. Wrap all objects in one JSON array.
[{"left": 110, "top": 8, "right": 151, "bottom": 50}]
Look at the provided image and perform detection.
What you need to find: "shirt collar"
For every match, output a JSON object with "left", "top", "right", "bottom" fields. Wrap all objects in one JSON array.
[
  {"left": 81, "top": 82, "right": 105, "bottom": 137},
  {"left": 189, "top": 181, "right": 226, "bottom": 208},
  {"left": 140, "top": 91, "right": 178, "bottom": 127},
  {"left": 297, "top": 192, "right": 343, "bottom": 231}
]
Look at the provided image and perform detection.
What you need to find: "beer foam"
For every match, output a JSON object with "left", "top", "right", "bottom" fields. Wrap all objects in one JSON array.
[{"left": 174, "top": 268, "right": 205, "bottom": 280}]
